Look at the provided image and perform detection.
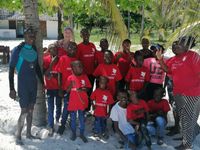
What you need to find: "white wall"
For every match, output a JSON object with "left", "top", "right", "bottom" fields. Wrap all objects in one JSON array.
[
  {"left": 46, "top": 21, "right": 58, "bottom": 39},
  {"left": 0, "top": 29, "right": 16, "bottom": 39},
  {"left": 0, "top": 20, "right": 9, "bottom": 29}
]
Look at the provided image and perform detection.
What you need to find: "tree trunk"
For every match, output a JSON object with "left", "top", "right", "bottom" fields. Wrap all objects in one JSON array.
[
  {"left": 140, "top": 4, "right": 145, "bottom": 40},
  {"left": 23, "top": 0, "right": 46, "bottom": 126},
  {"left": 57, "top": 8, "right": 63, "bottom": 40}
]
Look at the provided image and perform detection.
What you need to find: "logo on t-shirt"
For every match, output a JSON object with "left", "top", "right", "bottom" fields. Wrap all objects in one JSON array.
[
  {"left": 182, "top": 56, "right": 187, "bottom": 62},
  {"left": 102, "top": 95, "right": 108, "bottom": 103},
  {"left": 81, "top": 80, "right": 86, "bottom": 87},
  {"left": 112, "top": 68, "right": 117, "bottom": 75},
  {"left": 141, "top": 72, "right": 146, "bottom": 77}
]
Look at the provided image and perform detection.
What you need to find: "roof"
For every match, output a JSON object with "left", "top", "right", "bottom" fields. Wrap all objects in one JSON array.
[{"left": 1, "top": 11, "right": 58, "bottom": 21}]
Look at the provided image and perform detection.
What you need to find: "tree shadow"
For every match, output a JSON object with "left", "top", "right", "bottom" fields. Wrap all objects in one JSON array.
[{"left": 0, "top": 64, "right": 9, "bottom": 73}]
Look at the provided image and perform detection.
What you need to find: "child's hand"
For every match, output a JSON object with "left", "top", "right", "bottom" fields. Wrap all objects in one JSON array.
[
  {"left": 156, "top": 49, "right": 163, "bottom": 60},
  {"left": 135, "top": 124, "right": 140, "bottom": 134}
]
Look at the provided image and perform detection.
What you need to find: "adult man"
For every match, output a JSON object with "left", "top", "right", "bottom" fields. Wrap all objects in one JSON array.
[{"left": 9, "top": 28, "right": 43, "bottom": 145}]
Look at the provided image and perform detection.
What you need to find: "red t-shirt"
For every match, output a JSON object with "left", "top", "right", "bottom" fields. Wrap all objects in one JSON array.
[
  {"left": 125, "top": 66, "right": 150, "bottom": 91},
  {"left": 43, "top": 55, "right": 59, "bottom": 89},
  {"left": 143, "top": 57, "right": 166, "bottom": 84},
  {"left": 95, "top": 50, "right": 115, "bottom": 65},
  {"left": 67, "top": 74, "right": 92, "bottom": 111},
  {"left": 93, "top": 63, "right": 122, "bottom": 96},
  {"left": 147, "top": 99, "right": 170, "bottom": 113},
  {"left": 77, "top": 42, "right": 96, "bottom": 75},
  {"left": 114, "top": 51, "right": 134, "bottom": 77},
  {"left": 166, "top": 51, "right": 200, "bottom": 96},
  {"left": 56, "top": 55, "right": 77, "bottom": 90},
  {"left": 127, "top": 100, "right": 149, "bottom": 120},
  {"left": 90, "top": 88, "right": 114, "bottom": 117},
  {"left": 57, "top": 47, "right": 67, "bottom": 57}
]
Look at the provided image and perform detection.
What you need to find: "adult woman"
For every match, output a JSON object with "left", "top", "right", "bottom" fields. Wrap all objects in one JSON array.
[
  {"left": 156, "top": 36, "right": 200, "bottom": 150},
  {"left": 55, "top": 27, "right": 74, "bottom": 57}
]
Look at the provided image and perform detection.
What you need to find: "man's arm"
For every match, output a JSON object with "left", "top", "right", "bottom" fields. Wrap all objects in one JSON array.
[{"left": 9, "top": 66, "right": 16, "bottom": 99}]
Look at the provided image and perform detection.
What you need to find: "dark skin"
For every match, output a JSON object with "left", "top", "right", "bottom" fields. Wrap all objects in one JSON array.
[
  {"left": 113, "top": 92, "right": 136, "bottom": 150},
  {"left": 9, "top": 32, "right": 39, "bottom": 145},
  {"left": 58, "top": 42, "right": 77, "bottom": 97},
  {"left": 80, "top": 29, "right": 90, "bottom": 45},
  {"left": 115, "top": 41, "right": 131, "bottom": 63},
  {"left": 149, "top": 89, "right": 167, "bottom": 121}
]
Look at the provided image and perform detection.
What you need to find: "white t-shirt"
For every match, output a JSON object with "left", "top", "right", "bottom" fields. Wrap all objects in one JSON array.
[{"left": 110, "top": 102, "right": 135, "bottom": 135}]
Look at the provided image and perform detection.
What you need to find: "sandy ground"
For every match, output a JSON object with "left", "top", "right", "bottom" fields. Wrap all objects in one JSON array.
[{"left": 0, "top": 40, "right": 199, "bottom": 150}]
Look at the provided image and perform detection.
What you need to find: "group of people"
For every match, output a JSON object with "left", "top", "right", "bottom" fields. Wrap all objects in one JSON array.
[{"left": 9, "top": 27, "right": 200, "bottom": 150}]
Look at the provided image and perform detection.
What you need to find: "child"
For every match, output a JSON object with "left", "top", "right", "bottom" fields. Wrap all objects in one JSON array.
[
  {"left": 143, "top": 44, "right": 166, "bottom": 101},
  {"left": 147, "top": 87, "right": 170, "bottom": 145},
  {"left": 66, "top": 60, "right": 91, "bottom": 143},
  {"left": 114, "top": 39, "right": 134, "bottom": 90},
  {"left": 56, "top": 41, "right": 78, "bottom": 134},
  {"left": 125, "top": 51, "right": 150, "bottom": 98},
  {"left": 139, "top": 37, "right": 153, "bottom": 59},
  {"left": 77, "top": 28, "right": 96, "bottom": 93},
  {"left": 43, "top": 44, "right": 62, "bottom": 136},
  {"left": 93, "top": 50, "right": 122, "bottom": 97},
  {"left": 110, "top": 90, "right": 136, "bottom": 150},
  {"left": 127, "top": 91, "right": 152, "bottom": 150},
  {"left": 95, "top": 38, "right": 114, "bottom": 66},
  {"left": 90, "top": 76, "right": 114, "bottom": 139}
]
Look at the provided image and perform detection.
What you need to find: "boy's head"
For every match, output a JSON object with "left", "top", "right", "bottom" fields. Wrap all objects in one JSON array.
[
  {"left": 117, "top": 90, "right": 128, "bottom": 107},
  {"left": 153, "top": 87, "right": 165, "bottom": 102},
  {"left": 80, "top": 28, "right": 90, "bottom": 43},
  {"left": 65, "top": 41, "right": 77, "bottom": 57},
  {"left": 71, "top": 60, "right": 83, "bottom": 76},
  {"left": 104, "top": 50, "right": 113, "bottom": 64},
  {"left": 24, "top": 28, "right": 36, "bottom": 45},
  {"left": 128, "top": 91, "right": 139, "bottom": 104},
  {"left": 134, "top": 51, "right": 144, "bottom": 67},
  {"left": 100, "top": 38, "right": 109, "bottom": 51},
  {"left": 150, "top": 44, "right": 165, "bottom": 57},
  {"left": 48, "top": 44, "right": 57, "bottom": 57},
  {"left": 99, "top": 76, "right": 109, "bottom": 90},
  {"left": 141, "top": 37, "right": 150, "bottom": 50},
  {"left": 122, "top": 39, "right": 131, "bottom": 53},
  {"left": 63, "top": 27, "right": 74, "bottom": 41}
]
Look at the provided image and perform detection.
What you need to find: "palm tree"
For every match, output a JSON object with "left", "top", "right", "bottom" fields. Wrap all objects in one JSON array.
[{"left": 23, "top": 0, "right": 46, "bottom": 126}]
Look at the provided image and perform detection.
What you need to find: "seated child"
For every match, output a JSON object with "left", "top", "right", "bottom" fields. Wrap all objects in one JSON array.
[
  {"left": 147, "top": 87, "right": 170, "bottom": 145},
  {"left": 90, "top": 76, "right": 114, "bottom": 139},
  {"left": 66, "top": 60, "right": 91, "bottom": 143},
  {"left": 110, "top": 90, "right": 136, "bottom": 150},
  {"left": 127, "top": 91, "right": 152, "bottom": 150}
]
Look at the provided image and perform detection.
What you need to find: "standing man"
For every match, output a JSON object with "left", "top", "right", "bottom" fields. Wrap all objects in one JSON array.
[{"left": 9, "top": 28, "right": 43, "bottom": 145}]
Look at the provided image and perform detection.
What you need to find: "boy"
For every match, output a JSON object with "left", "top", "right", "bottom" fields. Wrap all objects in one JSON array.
[
  {"left": 147, "top": 87, "right": 170, "bottom": 145},
  {"left": 90, "top": 76, "right": 114, "bottom": 139},
  {"left": 110, "top": 90, "right": 136, "bottom": 150},
  {"left": 125, "top": 51, "right": 150, "bottom": 98},
  {"left": 95, "top": 38, "right": 114, "bottom": 66},
  {"left": 43, "top": 44, "right": 62, "bottom": 136},
  {"left": 114, "top": 39, "right": 134, "bottom": 90},
  {"left": 127, "top": 91, "right": 151, "bottom": 150},
  {"left": 9, "top": 28, "right": 43, "bottom": 145},
  {"left": 56, "top": 41, "right": 78, "bottom": 134},
  {"left": 66, "top": 60, "right": 91, "bottom": 143},
  {"left": 93, "top": 50, "right": 122, "bottom": 97}
]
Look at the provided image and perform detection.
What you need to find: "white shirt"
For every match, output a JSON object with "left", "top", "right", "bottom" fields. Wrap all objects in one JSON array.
[{"left": 110, "top": 102, "right": 135, "bottom": 135}]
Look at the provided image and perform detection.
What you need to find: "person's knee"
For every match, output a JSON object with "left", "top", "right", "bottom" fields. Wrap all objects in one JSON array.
[{"left": 156, "top": 116, "right": 166, "bottom": 126}]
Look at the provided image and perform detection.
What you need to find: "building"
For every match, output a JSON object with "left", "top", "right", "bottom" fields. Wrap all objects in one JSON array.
[{"left": 0, "top": 9, "right": 58, "bottom": 39}]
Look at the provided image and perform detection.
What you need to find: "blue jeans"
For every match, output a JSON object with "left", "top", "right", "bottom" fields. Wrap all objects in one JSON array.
[
  {"left": 147, "top": 116, "right": 166, "bottom": 137},
  {"left": 70, "top": 110, "right": 85, "bottom": 135},
  {"left": 47, "top": 89, "right": 62, "bottom": 128},
  {"left": 60, "top": 92, "right": 69, "bottom": 126},
  {"left": 125, "top": 133, "right": 136, "bottom": 150},
  {"left": 94, "top": 116, "right": 107, "bottom": 134}
]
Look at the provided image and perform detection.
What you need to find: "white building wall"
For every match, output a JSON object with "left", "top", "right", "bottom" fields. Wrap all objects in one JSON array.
[
  {"left": 0, "top": 20, "right": 9, "bottom": 29},
  {"left": 0, "top": 29, "right": 16, "bottom": 39},
  {"left": 46, "top": 21, "right": 58, "bottom": 39}
]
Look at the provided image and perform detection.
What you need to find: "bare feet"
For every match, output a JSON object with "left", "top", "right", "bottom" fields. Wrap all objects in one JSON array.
[{"left": 15, "top": 137, "right": 24, "bottom": 145}]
